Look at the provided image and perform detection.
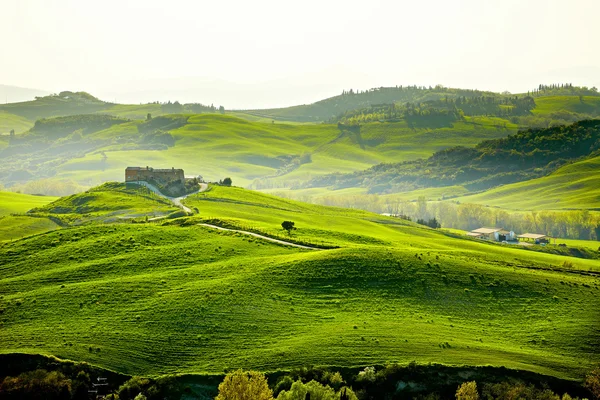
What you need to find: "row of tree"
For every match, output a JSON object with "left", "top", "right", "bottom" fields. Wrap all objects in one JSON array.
[
  {"left": 160, "top": 101, "right": 225, "bottom": 114},
  {"left": 2, "top": 364, "right": 598, "bottom": 400}
]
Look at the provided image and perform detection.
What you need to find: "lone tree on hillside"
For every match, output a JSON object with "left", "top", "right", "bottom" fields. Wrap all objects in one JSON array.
[
  {"left": 216, "top": 370, "right": 273, "bottom": 400},
  {"left": 146, "top": 113, "right": 152, "bottom": 121},
  {"left": 221, "top": 177, "right": 232, "bottom": 186},
  {"left": 281, "top": 221, "right": 296, "bottom": 235}
]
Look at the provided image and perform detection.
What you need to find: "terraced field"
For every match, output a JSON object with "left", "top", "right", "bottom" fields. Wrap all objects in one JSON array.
[{"left": 1, "top": 184, "right": 598, "bottom": 380}]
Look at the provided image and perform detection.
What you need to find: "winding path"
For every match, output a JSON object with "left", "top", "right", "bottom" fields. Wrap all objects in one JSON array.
[
  {"left": 130, "top": 181, "right": 323, "bottom": 250},
  {"left": 129, "top": 181, "right": 208, "bottom": 213},
  {"left": 198, "top": 223, "right": 320, "bottom": 250}
]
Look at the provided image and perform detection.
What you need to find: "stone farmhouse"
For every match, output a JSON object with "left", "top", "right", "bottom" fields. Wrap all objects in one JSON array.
[{"left": 125, "top": 166, "right": 184, "bottom": 184}]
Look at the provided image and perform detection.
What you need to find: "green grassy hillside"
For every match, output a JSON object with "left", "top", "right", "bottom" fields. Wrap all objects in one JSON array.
[
  {"left": 0, "top": 191, "right": 58, "bottom": 216},
  {"left": 1, "top": 184, "right": 598, "bottom": 379},
  {"left": 454, "top": 155, "right": 600, "bottom": 211},
  {"left": 7, "top": 114, "right": 516, "bottom": 192},
  {"left": 0, "top": 111, "right": 34, "bottom": 135},
  {"left": 0, "top": 216, "right": 60, "bottom": 242},
  {"left": 533, "top": 96, "right": 600, "bottom": 117}
]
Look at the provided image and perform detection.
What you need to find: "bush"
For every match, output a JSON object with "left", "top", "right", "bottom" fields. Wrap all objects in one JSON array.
[
  {"left": 586, "top": 366, "right": 600, "bottom": 400},
  {"left": 0, "top": 369, "right": 72, "bottom": 400},
  {"left": 456, "top": 381, "right": 479, "bottom": 400},
  {"left": 356, "top": 367, "right": 376, "bottom": 383},
  {"left": 216, "top": 370, "right": 273, "bottom": 400},
  {"left": 276, "top": 380, "right": 358, "bottom": 400}
]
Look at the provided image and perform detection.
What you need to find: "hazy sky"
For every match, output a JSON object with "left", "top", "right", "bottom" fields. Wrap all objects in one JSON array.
[{"left": 2, "top": 0, "right": 599, "bottom": 108}]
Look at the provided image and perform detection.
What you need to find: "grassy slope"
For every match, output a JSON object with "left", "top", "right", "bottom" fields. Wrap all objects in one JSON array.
[
  {"left": 1, "top": 185, "right": 598, "bottom": 379},
  {"left": 35, "top": 182, "right": 179, "bottom": 219},
  {"left": 0, "top": 111, "right": 34, "bottom": 135},
  {"left": 53, "top": 114, "right": 516, "bottom": 188},
  {"left": 0, "top": 191, "right": 59, "bottom": 216},
  {"left": 532, "top": 96, "right": 600, "bottom": 116},
  {"left": 0, "top": 183, "right": 176, "bottom": 241},
  {"left": 454, "top": 156, "right": 600, "bottom": 211},
  {"left": 0, "top": 216, "right": 60, "bottom": 242}
]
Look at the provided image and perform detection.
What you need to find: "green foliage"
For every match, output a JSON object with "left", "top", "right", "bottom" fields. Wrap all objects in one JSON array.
[
  {"left": 456, "top": 381, "right": 479, "bottom": 400},
  {"left": 216, "top": 370, "right": 273, "bottom": 400},
  {"left": 0, "top": 369, "right": 72, "bottom": 400},
  {"left": 221, "top": 177, "right": 233, "bottom": 186},
  {"left": 281, "top": 220, "right": 296, "bottom": 234},
  {"left": 586, "top": 366, "right": 600, "bottom": 400},
  {"left": 276, "top": 380, "right": 358, "bottom": 400},
  {"left": 29, "top": 114, "right": 128, "bottom": 139}
]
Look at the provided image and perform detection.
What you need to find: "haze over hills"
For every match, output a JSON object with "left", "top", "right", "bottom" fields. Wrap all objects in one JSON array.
[{"left": 0, "top": 84, "right": 51, "bottom": 104}]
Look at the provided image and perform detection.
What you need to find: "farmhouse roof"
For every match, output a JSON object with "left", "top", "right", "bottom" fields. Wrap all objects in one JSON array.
[
  {"left": 517, "top": 233, "right": 549, "bottom": 240},
  {"left": 471, "top": 227, "right": 506, "bottom": 234},
  {"left": 125, "top": 166, "right": 183, "bottom": 172},
  {"left": 466, "top": 232, "right": 484, "bottom": 237}
]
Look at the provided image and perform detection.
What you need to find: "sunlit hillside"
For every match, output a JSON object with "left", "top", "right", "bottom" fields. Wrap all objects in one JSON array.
[{"left": 1, "top": 184, "right": 598, "bottom": 380}]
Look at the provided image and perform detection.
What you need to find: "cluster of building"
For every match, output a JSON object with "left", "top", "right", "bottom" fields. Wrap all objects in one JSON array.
[{"left": 467, "top": 227, "right": 551, "bottom": 244}]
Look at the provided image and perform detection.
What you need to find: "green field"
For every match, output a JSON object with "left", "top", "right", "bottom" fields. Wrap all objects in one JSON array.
[
  {"left": 532, "top": 96, "right": 600, "bottom": 117},
  {"left": 45, "top": 114, "right": 517, "bottom": 190},
  {"left": 1, "top": 184, "right": 598, "bottom": 380},
  {"left": 0, "top": 191, "right": 58, "bottom": 216},
  {"left": 0, "top": 215, "right": 60, "bottom": 242},
  {"left": 454, "top": 155, "right": 600, "bottom": 211},
  {"left": 0, "top": 111, "right": 34, "bottom": 135}
]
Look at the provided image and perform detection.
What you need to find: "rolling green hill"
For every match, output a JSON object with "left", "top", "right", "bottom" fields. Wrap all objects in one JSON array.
[
  {"left": 2, "top": 86, "right": 600, "bottom": 202},
  {"left": 300, "top": 119, "right": 600, "bottom": 195},
  {"left": 454, "top": 155, "right": 600, "bottom": 211},
  {"left": 1, "top": 113, "right": 517, "bottom": 192},
  {"left": 0, "top": 191, "right": 58, "bottom": 216},
  {"left": 0, "top": 111, "right": 34, "bottom": 135},
  {"left": 0, "top": 184, "right": 598, "bottom": 379}
]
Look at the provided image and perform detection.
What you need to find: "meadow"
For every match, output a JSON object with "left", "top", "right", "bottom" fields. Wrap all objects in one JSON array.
[
  {"left": 26, "top": 114, "right": 516, "bottom": 191},
  {"left": 453, "top": 155, "right": 600, "bottom": 211},
  {"left": 1, "top": 183, "right": 598, "bottom": 381},
  {"left": 0, "top": 191, "right": 58, "bottom": 216}
]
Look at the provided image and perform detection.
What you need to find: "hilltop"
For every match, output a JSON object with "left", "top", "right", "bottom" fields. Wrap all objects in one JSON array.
[{"left": 0, "top": 183, "right": 599, "bottom": 379}]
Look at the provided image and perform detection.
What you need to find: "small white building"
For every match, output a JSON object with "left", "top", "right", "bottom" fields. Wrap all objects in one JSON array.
[{"left": 467, "top": 227, "right": 515, "bottom": 242}]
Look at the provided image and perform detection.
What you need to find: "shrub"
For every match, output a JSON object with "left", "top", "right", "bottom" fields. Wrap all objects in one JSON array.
[
  {"left": 216, "top": 370, "right": 273, "bottom": 400},
  {"left": 276, "top": 380, "right": 358, "bottom": 400},
  {"left": 356, "top": 367, "right": 376, "bottom": 383},
  {"left": 586, "top": 366, "right": 600, "bottom": 400},
  {"left": 456, "top": 381, "right": 478, "bottom": 400}
]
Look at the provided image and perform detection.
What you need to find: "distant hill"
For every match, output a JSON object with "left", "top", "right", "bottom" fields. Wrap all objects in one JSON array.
[
  {"left": 0, "top": 113, "right": 517, "bottom": 192},
  {"left": 0, "top": 84, "right": 51, "bottom": 104},
  {"left": 301, "top": 119, "right": 600, "bottom": 194},
  {"left": 242, "top": 84, "right": 600, "bottom": 122},
  {"left": 2, "top": 84, "right": 600, "bottom": 196},
  {"left": 454, "top": 154, "right": 600, "bottom": 211}
]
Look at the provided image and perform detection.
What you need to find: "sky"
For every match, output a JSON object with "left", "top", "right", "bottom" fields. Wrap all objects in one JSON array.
[{"left": 1, "top": 0, "right": 599, "bottom": 108}]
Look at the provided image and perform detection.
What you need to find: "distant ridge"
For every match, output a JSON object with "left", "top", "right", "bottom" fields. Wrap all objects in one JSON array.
[{"left": 0, "top": 84, "right": 51, "bottom": 104}]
